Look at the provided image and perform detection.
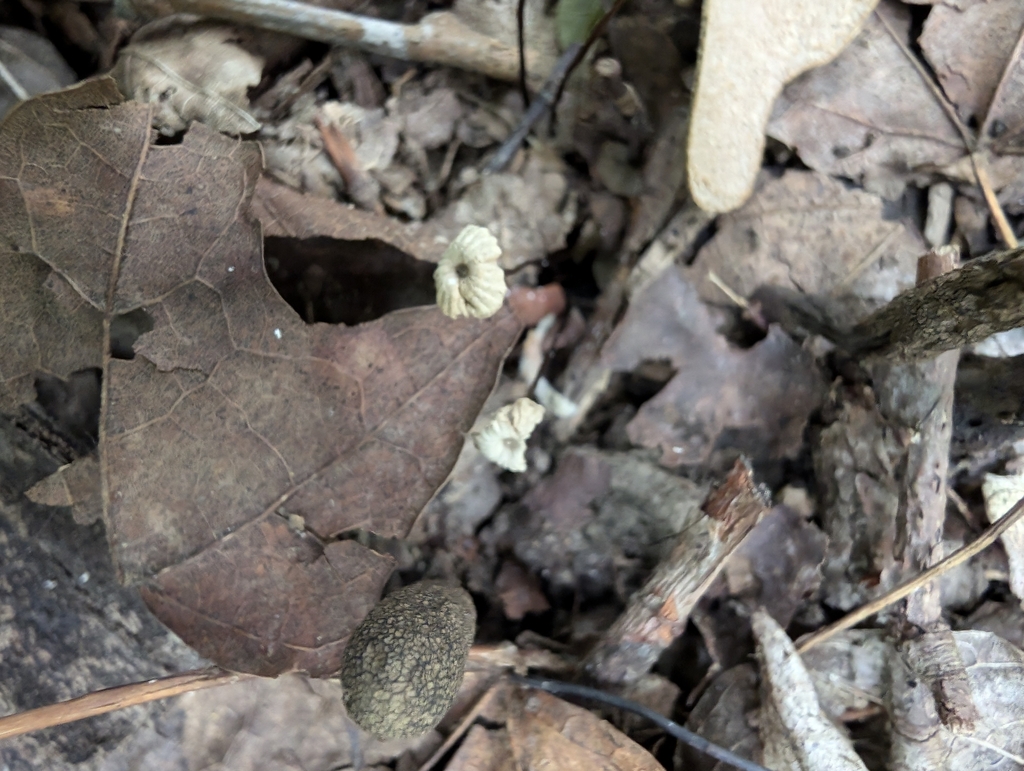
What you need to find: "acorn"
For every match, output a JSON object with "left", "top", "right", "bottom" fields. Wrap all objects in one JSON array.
[{"left": 341, "top": 581, "right": 476, "bottom": 739}]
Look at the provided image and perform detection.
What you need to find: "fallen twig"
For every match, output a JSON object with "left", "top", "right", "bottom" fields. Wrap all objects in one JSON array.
[
  {"left": 797, "top": 491, "right": 1024, "bottom": 653},
  {"left": 119, "top": 0, "right": 552, "bottom": 84},
  {"left": 887, "top": 246, "right": 960, "bottom": 628},
  {"left": 485, "top": 42, "right": 580, "bottom": 173},
  {"left": 582, "top": 459, "right": 771, "bottom": 685}
]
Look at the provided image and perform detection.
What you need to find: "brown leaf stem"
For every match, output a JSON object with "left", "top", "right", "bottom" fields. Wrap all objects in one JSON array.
[{"left": 0, "top": 667, "right": 246, "bottom": 741}]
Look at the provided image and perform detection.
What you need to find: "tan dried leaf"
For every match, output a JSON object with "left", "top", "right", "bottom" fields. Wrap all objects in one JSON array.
[
  {"left": 113, "top": 21, "right": 262, "bottom": 135},
  {"left": 687, "top": 0, "right": 878, "bottom": 212}
]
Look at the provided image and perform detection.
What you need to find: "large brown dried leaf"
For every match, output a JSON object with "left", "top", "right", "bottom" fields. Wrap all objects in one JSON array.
[
  {"left": 0, "top": 80, "right": 520, "bottom": 676},
  {"left": 602, "top": 265, "right": 825, "bottom": 469}
]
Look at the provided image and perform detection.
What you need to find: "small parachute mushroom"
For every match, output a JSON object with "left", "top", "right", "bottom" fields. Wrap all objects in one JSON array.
[
  {"left": 472, "top": 397, "right": 545, "bottom": 472},
  {"left": 434, "top": 225, "right": 506, "bottom": 319}
]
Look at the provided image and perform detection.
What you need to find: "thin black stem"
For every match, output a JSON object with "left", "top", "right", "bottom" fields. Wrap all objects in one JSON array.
[
  {"left": 511, "top": 676, "right": 771, "bottom": 771},
  {"left": 485, "top": 43, "right": 581, "bottom": 173},
  {"left": 517, "top": 0, "right": 528, "bottom": 106}
]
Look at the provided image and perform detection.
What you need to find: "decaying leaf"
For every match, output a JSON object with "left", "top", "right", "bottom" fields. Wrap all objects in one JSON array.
[
  {"left": 0, "top": 80, "right": 520, "bottom": 676},
  {"left": 689, "top": 170, "right": 924, "bottom": 327},
  {"left": 767, "top": 2, "right": 964, "bottom": 200},
  {"left": 679, "top": 664, "right": 761, "bottom": 771},
  {"left": 753, "top": 612, "right": 870, "bottom": 771},
  {"left": 687, "top": 0, "right": 878, "bottom": 212},
  {"left": 113, "top": 20, "right": 262, "bottom": 135},
  {"left": 508, "top": 688, "right": 662, "bottom": 771},
  {"left": 602, "top": 265, "right": 826, "bottom": 469},
  {"left": 889, "top": 631, "right": 1024, "bottom": 770},
  {"left": 919, "top": 0, "right": 1024, "bottom": 127}
]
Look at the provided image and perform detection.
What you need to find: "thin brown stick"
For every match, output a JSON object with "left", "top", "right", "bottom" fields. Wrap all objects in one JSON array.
[
  {"left": 797, "top": 492, "right": 1024, "bottom": 653},
  {"left": 972, "top": 153, "right": 1018, "bottom": 248},
  {"left": 0, "top": 667, "right": 246, "bottom": 741}
]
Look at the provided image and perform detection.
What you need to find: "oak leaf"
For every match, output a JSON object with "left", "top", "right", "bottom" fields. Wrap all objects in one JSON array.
[{"left": 0, "top": 79, "right": 520, "bottom": 676}]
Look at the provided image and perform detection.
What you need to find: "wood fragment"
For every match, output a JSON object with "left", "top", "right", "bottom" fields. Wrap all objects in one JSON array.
[
  {"left": 120, "top": 0, "right": 552, "bottom": 84},
  {"left": 582, "top": 459, "right": 771, "bottom": 685},
  {"left": 797, "top": 491, "right": 1024, "bottom": 653},
  {"left": 881, "top": 246, "right": 959, "bottom": 629}
]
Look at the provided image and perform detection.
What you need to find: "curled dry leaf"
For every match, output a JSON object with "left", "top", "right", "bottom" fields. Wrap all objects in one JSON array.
[
  {"left": 473, "top": 398, "right": 545, "bottom": 472},
  {"left": 687, "top": 0, "right": 878, "bottom": 212},
  {"left": 753, "top": 612, "right": 869, "bottom": 771},
  {"left": 113, "top": 20, "right": 262, "bottom": 135},
  {"left": 0, "top": 79, "right": 520, "bottom": 676}
]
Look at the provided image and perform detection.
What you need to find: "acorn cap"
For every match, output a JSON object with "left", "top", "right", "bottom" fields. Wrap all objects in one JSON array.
[{"left": 341, "top": 582, "right": 476, "bottom": 739}]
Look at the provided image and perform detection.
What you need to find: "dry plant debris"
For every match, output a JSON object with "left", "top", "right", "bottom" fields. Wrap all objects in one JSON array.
[
  {"left": 9, "top": 0, "right": 1024, "bottom": 767},
  {"left": 112, "top": 19, "right": 262, "bottom": 135}
]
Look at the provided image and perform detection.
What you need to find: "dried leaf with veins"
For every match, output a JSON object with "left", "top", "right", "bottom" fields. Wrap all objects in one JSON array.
[{"left": 0, "top": 79, "right": 520, "bottom": 676}]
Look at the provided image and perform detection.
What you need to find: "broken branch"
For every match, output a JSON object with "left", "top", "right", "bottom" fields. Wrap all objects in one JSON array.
[{"left": 119, "top": 0, "right": 553, "bottom": 84}]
